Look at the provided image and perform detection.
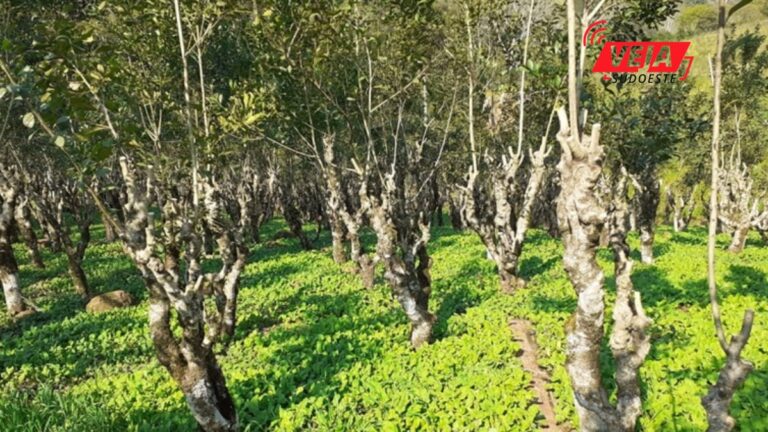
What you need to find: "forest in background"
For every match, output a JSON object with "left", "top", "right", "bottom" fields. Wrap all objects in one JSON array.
[{"left": 1, "top": 0, "right": 768, "bottom": 431}]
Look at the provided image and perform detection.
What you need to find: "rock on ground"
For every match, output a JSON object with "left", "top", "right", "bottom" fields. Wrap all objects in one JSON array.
[{"left": 86, "top": 290, "right": 135, "bottom": 313}]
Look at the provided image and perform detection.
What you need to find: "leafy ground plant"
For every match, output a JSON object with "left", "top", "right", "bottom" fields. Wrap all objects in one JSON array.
[{"left": 0, "top": 221, "right": 766, "bottom": 431}]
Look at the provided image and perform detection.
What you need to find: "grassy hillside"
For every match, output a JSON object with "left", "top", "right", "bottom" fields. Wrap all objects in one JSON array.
[
  {"left": 1, "top": 221, "right": 767, "bottom": 431},
  {"left": 675, "top": 2, "right": 768, "bottom": 86}
]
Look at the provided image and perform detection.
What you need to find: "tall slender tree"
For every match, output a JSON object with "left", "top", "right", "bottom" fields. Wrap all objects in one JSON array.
[{"left": 702, "top": 1, "right": 756, "bottom": 430}]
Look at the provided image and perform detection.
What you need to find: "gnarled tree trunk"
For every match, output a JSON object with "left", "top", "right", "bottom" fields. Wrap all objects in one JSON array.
[
  {"left": 637, "top": 171, "right": 659, "bottom": 264},
  {"left": 555, "top": 109, "right": 611, "bottom": 430},
  {"left": 28, "top": 173, "right": 94, "bottom": 300},
  {"left": 460, "top": 140, "right": 550, "bottom": 294},
  {"left": 0, "top": 166, "right": 28, "bottom": 316},
  {"left": 112, "top": 158, "right": 245, "bottom": 431},
  {"left": 280, "top": 181, "right": 313, "bottom": 251},
  {"left": 607, "top": 170, "right": 652, "bottom": 431},
  {"left": 702, "top": 4, "right": 755, "bottom": 430},
  {"left": 369, "top": 176, "right": 435, "bottom": 349},
  {"left": 718, "top": 145, "right": 764, "bottom": 254},
  {"left": 14, "top": 196, "right": 44, "bottom": 268}
]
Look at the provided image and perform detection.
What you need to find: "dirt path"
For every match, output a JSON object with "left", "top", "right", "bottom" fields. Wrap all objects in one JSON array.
[{"left": 509, "top": 319, "right": 563, "bottom": 432}]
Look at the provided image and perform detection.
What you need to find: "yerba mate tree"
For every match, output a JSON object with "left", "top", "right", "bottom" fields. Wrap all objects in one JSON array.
[
  {"left": 355, "top": 75, "right": 451, "bottom": 349},
  {"left": 355, "top": 7, "right": 450, "bottom": 348},
  {"left": 666, "top": 184, "right": 698, "bottom": 232},
  {"left": 636, "top": 170, "right": 660, "bottom": 263},
  {"left": 321, "top": 135, "right": 377, "bottom": 288},
  {"left": 277, "top": 169, "right": 315, "bottom": 251},
  {"left": 113, "top": 158, "right": 246, "bottom": 431},
  {"left": 223, "top": 162, "right": 276, "bottom": 245},
  {"left": 718, "top": 144, "right": 767, "bottom": 253},
  {"left": 12, "top": 183, "right": 45, "bottom": 269},
  {"left": 702, "top": 1, "right": 756, "bottom": 430},
  {"left": 7, "top": 0, "right": 254, "bottom": 427},
  {"left": 556, "top": 1, "right": 655, "bottom": 429},
  {"left": 25, "top": 165, "right": 95, "bottom": 300},
  {"left": 0, "top": 163, "right": 29, "bottom": 316},
  {"left": 461, "top": 142, "right": 549, "bottom": 293},
  {"left": 605, "top": 168, "right": 652, "bottom": 430},
  {"left": 458, "top": 0, "right": 552, "bottom": 293},
  {"left": 319, "top": 136, "right": 350, "bottom": 264}
]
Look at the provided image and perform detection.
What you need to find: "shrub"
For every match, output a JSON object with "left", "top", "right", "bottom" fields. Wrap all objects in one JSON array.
[{"left": 678, "top": 4, "right": 718, "bottom": 36}]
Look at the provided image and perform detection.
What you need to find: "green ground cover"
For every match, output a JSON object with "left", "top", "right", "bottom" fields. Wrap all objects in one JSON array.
[{"left": 1, "top": 221, "right": 766, "bottom": 431}]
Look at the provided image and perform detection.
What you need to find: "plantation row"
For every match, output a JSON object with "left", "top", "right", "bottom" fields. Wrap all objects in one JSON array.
[{"left": 2, "top": 0, "right": 768, "bottom": 431}]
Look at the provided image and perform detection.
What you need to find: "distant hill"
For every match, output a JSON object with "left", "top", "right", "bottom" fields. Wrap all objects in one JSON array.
[{"left": 667, "top": 1, "right": 768, "bottom": 86}]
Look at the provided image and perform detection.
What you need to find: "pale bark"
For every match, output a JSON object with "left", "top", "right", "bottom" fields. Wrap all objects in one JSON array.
[
  {"left": 460, "top": 140, "right": 550, "bottom": 293},
  {"left": 701, "top": 311, "right": 754, "bottom": 432},
  {"left": 320, "top": 134, "right": 350, "bottom": 264},
  {"left": 637, "top": 171, "right": 659, "bottom": 264},
  {"left": 114, "top": 158, "right": 245, "bottom": 431},
  {"left": 0, "top": 243, "right": 25, "bottom": 316},
  {"left": 557, "top": 1, "right": 614, "bottom": 427},
  {"left": 28, "top": 173, "right": 93, "bottom": 300},
  {"left": 667, "top": 185, "right": 697, "bottom": 232},
  {"left": 718, "top": 146, "right": 764, "bottom": 254},
  {"left": 702, "top": 3, "right": 755, "bottom": 430},
  {"left": 607, "top": 170, "right": 652, "bottom": 431},
  {"left": 368, "top": 174, "right": 435, "bottom": 349},
  {"left": 556, "top": 106, "right": 610, "bottom": 431},
  {"left": 14, "top": 196, "right": 44, "bottom": 268},
  {"left": 0, "top": 165, "right": 28, "bottom": 316},
  {"left": 346, "top": 161, "right": 378, "bottom": 288}
]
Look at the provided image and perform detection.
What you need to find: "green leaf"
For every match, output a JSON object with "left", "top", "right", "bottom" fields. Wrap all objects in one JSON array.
[
  {"left": 728, "top": 0, "right": 754, "bottom": 20},
  {"left": 54, "top": 136, "right": 66, "bottom": 148},
  {"left": 244, "top": 113, "right": 262, "bottom": 126},
  {"left": 22, "top": 112, "right": 35, "bottom": 128}
]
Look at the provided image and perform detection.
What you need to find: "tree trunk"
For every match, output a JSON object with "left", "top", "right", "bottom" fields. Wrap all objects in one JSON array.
[
  {"left": 0, "top": 177, "right": 27, "bottom": 316},
  {"left": 608, "top": 171, "right": 652, "bottom": 431},
  {"left": 598, "top": 225, "right": 610, "bottom": 248},
  {"left": 727, "top": 225, "right": 749, "bottom": 253},
  {"left": 14, "top": 201, "right": 45, "bottom": 268},
  {"left": 555, "top": 107, "right": 611, "bottom": 429},
  {"left": 148, "top": 290, "right": 237, "bottom": 432},
  {"left": 330, "top": 217, "right": 346, "bottom": 264},
  {"left": 0, "top": 240, "right": 26, "bottom": 316},
  {"left": 638, "top": 174, "right": 659, "bottom": 264},
  {"left": 370, "top": 189, "right": 435, "bottom": 350},
  {"left": 43, "top": 225, "right": 62, "bottom": 253},
  {"left": 17, "top": 221, "right": 44, "bottom": 268},
  {"left": 65, "top": 254, "right": 90, "bottom": 300},
  {"left": 358, "top": 255, "right": 375, "bottom": 289},
  {"left": 448, "top": 197, "right": 464, "bottom": 230},
  {"left": 498, "top": 265, "right": 526, "bottom": 294},
  {"left": 381, "top": 241, "right": 435, "bottom": 349},
  {"left": 282, "top": 197, "right": 312, "bottom": 251},
  {"left": 348, "top": 225, "right": 375, "bottom": 289},
  {"left": 701, "top": 312, "right": 754, "bottom": 432},
  {"left": 460, "top": 140, "right": 549, "bottom": 295},
  {"left": 673, "top": 207, "right": 681, "bottom": 232},
  {"left": 639, "top": 226, "right": 654, "bottom": 264},
  {"left": 104, "top": 218, "right": 117, "bottom": 242},
  {"left": 701, "top": 3, "right": 755, "bottom": 430}
]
